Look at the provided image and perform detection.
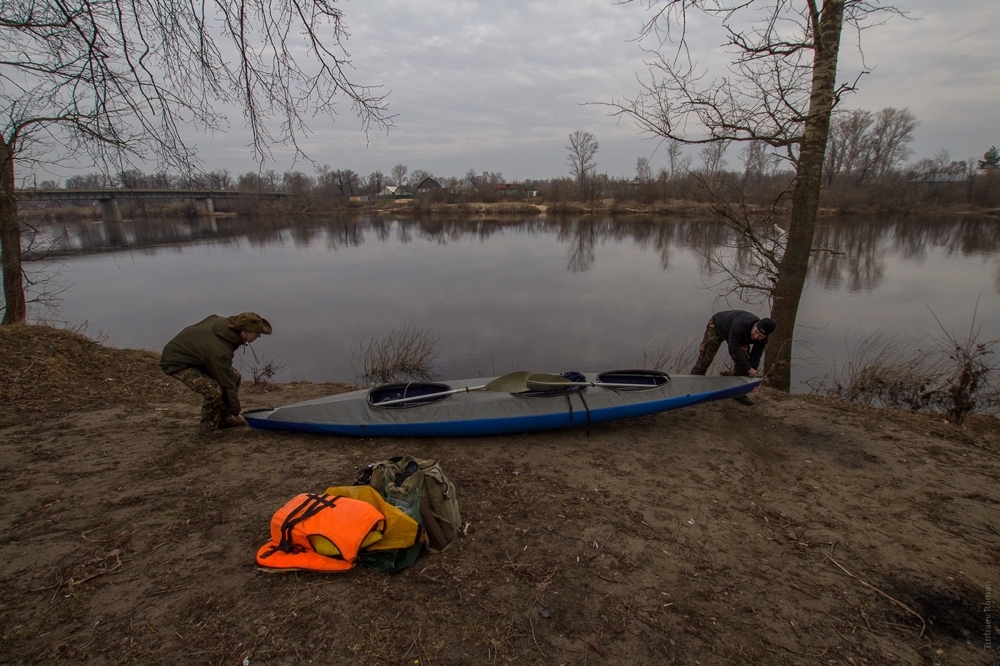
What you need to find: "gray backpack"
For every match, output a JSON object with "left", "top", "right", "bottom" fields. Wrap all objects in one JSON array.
[{"left": 359, "top": 456, "right": 462, "bottom": 554}]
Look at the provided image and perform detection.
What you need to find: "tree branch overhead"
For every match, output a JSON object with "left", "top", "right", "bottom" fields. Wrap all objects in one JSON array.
[{"left": 1, "top": 0, "right": 393, "bottom": 323}]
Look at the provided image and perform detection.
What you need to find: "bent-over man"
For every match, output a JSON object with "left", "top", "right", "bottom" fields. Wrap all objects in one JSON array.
[
  {"left": 160, "top": 312, "right": 272, "bottom": 439},
  {"left": 690, "top": 310, "right": 775, "bottom": 405}
]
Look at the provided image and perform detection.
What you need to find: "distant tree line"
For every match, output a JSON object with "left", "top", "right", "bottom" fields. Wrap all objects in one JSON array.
[{"left": 35, "top": 109, "right": 1000, "bottom": 211}]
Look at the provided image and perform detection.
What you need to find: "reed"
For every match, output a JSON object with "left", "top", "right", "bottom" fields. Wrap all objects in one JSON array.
[
  {"left": 814, "top": 310, "right": 999, "bottom": 423},
  {"left": 353, "top": 322, "right": 440, "bottom": 386},
  {"left": 930, "top": 304, "right": 1000, "bottom": 424},
  {"left": 818, "top": 332, "right": 943, "bottom": 412},
  {"left": 642, "top": 336, "right": 699, "bottom": 374},
  {"left": 250, "top": 357, "right": 289, "bottom": 385}
]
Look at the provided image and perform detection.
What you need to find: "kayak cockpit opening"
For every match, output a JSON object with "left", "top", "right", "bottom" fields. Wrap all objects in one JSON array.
[
  {"left": 596, "top": 369, "right": 670, "bottom": 390},
  {"left": 368, "top": 382, "right": 452, "bottom": 409}
]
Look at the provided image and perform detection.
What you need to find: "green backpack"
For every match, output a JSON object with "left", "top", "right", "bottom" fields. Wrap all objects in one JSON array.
[{"left": 358, "top": 456, "right": 462, "bottom": 554}]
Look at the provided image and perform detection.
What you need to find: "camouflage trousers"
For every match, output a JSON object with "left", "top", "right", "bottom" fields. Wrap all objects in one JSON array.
[
  {"left": 690, "top": 319, "right": 751, "bottom": 376},
  {"left": 171, "top": 367, "right": 241, "bottom": 426}
]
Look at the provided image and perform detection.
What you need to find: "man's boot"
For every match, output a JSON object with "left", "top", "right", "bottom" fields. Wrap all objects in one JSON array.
[
  {"left": 199, "top": 422, "right": 225, "bottom": 440},
  {"left": 222, "top": 415, "right": 246, "bottom": 428}
]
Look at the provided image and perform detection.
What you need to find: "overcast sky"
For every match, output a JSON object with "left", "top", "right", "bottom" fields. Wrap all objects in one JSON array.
[{"left": 187, "top": 0, "right": 1000, "bottom": 182}]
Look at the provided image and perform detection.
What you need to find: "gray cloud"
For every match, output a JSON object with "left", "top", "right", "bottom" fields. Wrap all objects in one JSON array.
[{"left": 180, "top": 1, "right": 1000, "bottom": 180}]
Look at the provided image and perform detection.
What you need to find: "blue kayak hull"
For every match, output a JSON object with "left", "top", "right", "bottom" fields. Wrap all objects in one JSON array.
[{"left": 246, "top": 373, "right": 759, "bottom": 438}]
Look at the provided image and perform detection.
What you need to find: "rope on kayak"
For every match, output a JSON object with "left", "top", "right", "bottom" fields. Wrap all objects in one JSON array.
[
  {"left": 578, "top": 392, "right": 591, "bottom": 436},
  {"left": 565, "top": 391, "right": 591, "bottom": 436}
]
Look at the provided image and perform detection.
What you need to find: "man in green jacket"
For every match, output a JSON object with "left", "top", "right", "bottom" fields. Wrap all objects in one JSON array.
[{"left": 160, "top": 312, "right": 273, "bottom": 439}]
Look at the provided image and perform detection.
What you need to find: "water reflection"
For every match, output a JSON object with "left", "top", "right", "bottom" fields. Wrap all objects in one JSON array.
[
  {"left": 36, "top": 213, "right": 1000, "bottom": 296},
  {"left": 811, "top": 214, "right": 1000, "bottom": 292}
]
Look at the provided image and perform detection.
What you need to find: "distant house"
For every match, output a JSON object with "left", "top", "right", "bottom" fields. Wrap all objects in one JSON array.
[
  {"left": 493, "top": 183, "right": 524, "bottom": 196},
  {"left": 493, "top": 183, "right": 536, "bottom": 197},
  {"left": 378, "top": 185, "right": 413, "bottom": 199},
  {"left": 417, "top": 177, "right": 443, "bottom": 193}
]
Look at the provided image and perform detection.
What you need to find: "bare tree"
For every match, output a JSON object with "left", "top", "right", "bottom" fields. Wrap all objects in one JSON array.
[
  {"left": 363, "top": 170, "right": 386, "bottom": 195},
  {"left": 281, "top": 171, "right": 315, "bottom": 199},
  {"left": 979, "top": 146, "right": 1000, "bottom": 171},
  {"left": 636, "top": 157, "right": 653, "bottom": 182},
  {"left": 336, "top": 170, "right": 361, "bottom": 197},
  {"left": 566, "top": 131, "right": 599, "bottom": 199},
  {"left": 859, "top": 107, "right": 918, "bottom": 182},
  {"left": 409, "top": 169, "right": 432, "bottom": 188},
  {"left": 665, "top": 139, "right": 688, "bottom": 178},
  {"left": 608, "top": 0, "right": 902, "bottom": 390},
  {"left": 210, "top": 169, "right": 234, "bottom": 191},
  {"left": 65, "top": 174, "right": 114, "bottom": 189},
  {"left": 391, "top": 164, "right": 409, "bottom": 188},
  {"left": 698, "top": 141, "right": 729, "bottom": 177},
  {"left": 741, "top": 141, "right": 779, "bottom": 182},
  {"left": 824, "top": 109, "right": 874, "bottom": 184},
  {"left": 824, "top": 107, "right": 916, "bottom": 185},
  {"left": 1, "top": 0, "right": 392, "bottom": 324}
]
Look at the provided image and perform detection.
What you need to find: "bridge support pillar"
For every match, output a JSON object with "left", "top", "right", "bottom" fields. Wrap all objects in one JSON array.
[
  {"left": 99, "top": 198, "right": 122, "bottom": 224},
  {"left": 195, "top": 197, "right": 215, "bottom": 216},
  {"left": 198, "top": 215, "right": 218, "bottom": 233},
  {"left": 105, "top": 219, "right": 126, "bottom": 245}
]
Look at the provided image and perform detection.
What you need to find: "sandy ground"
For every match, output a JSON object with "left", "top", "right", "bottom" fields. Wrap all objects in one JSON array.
[{"left": 1, "top": 325, "right": 999, "bottom": 665}]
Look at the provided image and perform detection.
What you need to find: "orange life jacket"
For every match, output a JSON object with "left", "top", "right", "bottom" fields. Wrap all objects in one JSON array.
[{"left": 256, "top": 493, "right": 385, "bottom": 572}]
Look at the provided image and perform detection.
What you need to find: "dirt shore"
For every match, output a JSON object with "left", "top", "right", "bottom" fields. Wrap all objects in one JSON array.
[{"left": 1, "top": 325, "right": 998, "bottom": 665}]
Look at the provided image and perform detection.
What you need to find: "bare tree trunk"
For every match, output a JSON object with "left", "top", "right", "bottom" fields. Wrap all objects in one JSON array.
[
  {"left": 0, "top": 136, "right": 25, "bottom": 325},
  {"left": 763, "top": 0, "right": 845, "bottom": 390}
]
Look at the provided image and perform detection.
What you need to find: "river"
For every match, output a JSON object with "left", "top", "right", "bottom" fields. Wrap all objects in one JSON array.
[{"left": 25, "top": 212, "right": 1000, "bottom": 392}]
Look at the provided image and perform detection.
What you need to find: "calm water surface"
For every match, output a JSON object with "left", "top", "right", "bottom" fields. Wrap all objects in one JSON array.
[{"left": 31, "top": 213, "right": 1000, "bottom": 391}]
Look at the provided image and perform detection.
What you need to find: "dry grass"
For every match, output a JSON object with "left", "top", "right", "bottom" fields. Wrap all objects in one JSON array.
[
  {"left": 409, "top": 200, "right": 543, "bottom": 216},
  {"left": 813, "top": 323, "right": 999, "bottom": 423},
  {"left": 640, "top": 335, "right": 729, "bottom": 376},
  {"left": 0, "top": 324, "right": 190, "bottom": 425},
  {"left": 932, "top": 306, "right": 1000, "bottom": 423},
  {"left": 815, "top": 333, "right": 942, "bottom": 412},
  {"left": 248, "top": 357, "right": 290, "bottom": 385},
  {"left": 640, "top": 336, "right": 698, "bottom": 374},
  {"left": 352, "top": 322, "right": 440, "bottom": 386}
]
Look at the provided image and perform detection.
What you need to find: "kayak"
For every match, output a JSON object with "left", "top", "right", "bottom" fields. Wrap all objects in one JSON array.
[{"left": 244, "top": 370, "right": 760, "bottom": 438}]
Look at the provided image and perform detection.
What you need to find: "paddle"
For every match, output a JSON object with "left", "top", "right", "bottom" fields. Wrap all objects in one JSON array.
[
  {"left": 524, "top": 373, "right": 669, "bottom": 391},
  {"left": 371, "top": 371, "right": 534, "bottom": 408}
]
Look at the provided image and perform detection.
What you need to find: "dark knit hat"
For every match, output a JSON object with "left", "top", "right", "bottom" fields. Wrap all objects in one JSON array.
[
  {"left": 227, "top": 312, "right": 273, "bottom": 335},
  {"left": 756, "top": 317, "right": 776, "bottom": 336}
]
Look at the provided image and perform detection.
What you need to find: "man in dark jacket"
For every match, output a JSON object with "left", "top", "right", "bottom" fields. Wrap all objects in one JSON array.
[
  {"left": 690, "top": 310, "right": 775, "bottom": 404},
  {"left": 161, "top": 312, "right": 272, "bottom": 439}
]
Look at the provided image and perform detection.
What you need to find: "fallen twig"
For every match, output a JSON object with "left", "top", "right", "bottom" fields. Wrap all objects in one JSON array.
[
  {"left": 528, "top": 617, "right": 546, "bottom": 658},
  {"left": 400, "top": 626, "right": 420, "bottom": 662},
  {"left": 417, "top": 638, "right": 432, "bottom": 666},
  {"left": 585, "top": 567, "right": 619, "bottom": 583},
  {"left": 143, "top": 585, "right": 200, "bottom": 598},
  {"left": 825, "top": 554, "right": 926, "bottom": 637},
  {"left": 69, "top": 561, "right": 123, "bottom": 587}
]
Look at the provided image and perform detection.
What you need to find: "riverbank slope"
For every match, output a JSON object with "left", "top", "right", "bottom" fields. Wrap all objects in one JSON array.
[{"left": 1, "top": 324, "right": 997, "bottom": 664}]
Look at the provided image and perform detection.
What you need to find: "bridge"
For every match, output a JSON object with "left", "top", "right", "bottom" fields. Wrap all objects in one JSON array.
[{"left": 18, "top": 188, "right": 288, "bottom": 223}]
